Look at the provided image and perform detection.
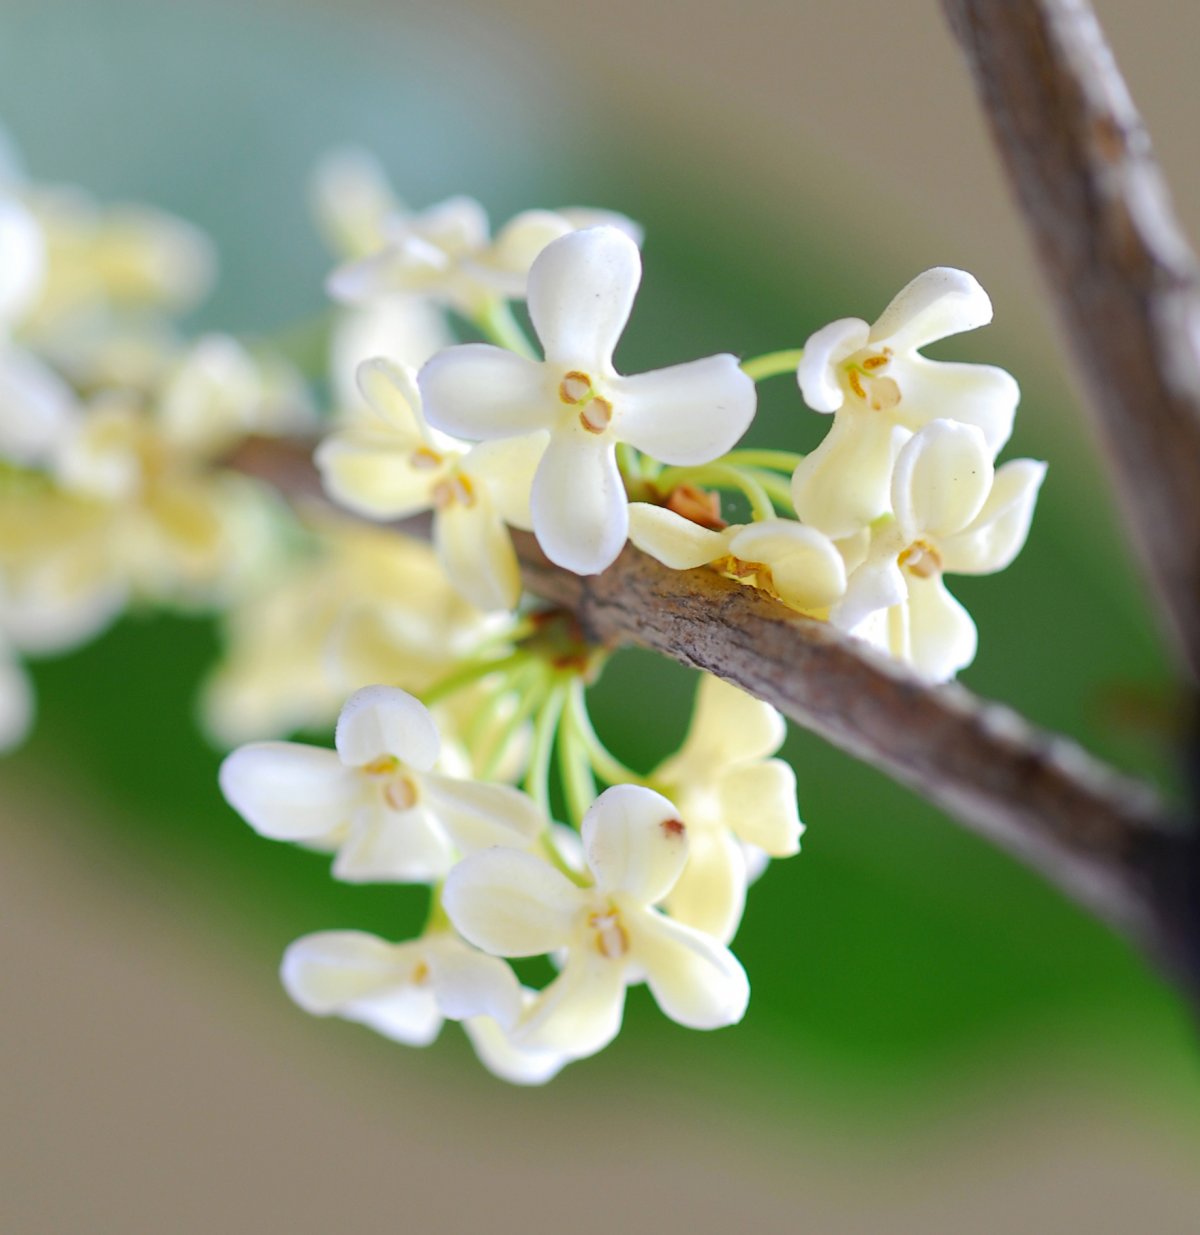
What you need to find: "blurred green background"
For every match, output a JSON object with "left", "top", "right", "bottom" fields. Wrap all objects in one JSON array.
[{"left": 3, "top": 1, "right": 1199, "bottom": 1231}]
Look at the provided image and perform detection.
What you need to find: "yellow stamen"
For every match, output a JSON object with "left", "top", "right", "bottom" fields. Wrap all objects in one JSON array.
[
  {"left": 588, "top": 909, "right": 629, "bottom": 959},
  {"left": 898, "top": 539, "right": 943, "bottom": 579},
  {"left": 559, "top": 371, "right": 593, "bottom": 404},
  {"left": 384, "top": 775, "right": 419, "bottom": 811}
]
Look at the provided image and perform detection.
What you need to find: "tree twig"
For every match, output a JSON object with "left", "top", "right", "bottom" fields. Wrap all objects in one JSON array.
[
  {"left": 941, "top": 0, "right": 1200, "bottom": 682},
  {"left": 232, "top": 437, "right": 1193, "bottom": 987}
]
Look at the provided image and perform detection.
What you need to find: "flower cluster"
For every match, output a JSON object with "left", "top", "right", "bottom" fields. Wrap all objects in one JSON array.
[{"left": 0, "top": 133, "right": 1045, "bottom": 1082}]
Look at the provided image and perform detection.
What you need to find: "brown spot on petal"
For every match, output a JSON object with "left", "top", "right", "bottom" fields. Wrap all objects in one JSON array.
[{"left": 660, "top": 817, "right": 686, "bottom": 838}]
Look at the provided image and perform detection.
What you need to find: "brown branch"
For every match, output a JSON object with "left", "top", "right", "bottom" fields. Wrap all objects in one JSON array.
[
  {"left": 233, "top": 437, "right": 1193, "bottom": 985},
  {"left": 941, "top": 0, "right": 1200, "bottom": 681}
]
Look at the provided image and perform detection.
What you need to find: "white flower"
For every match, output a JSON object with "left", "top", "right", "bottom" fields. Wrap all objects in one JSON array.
[
  {"left": 281, "top": 928, "right": 568, "bottom": 1085},
  {"left": 833, "top": 419, "right": 1046, "bottom": 681},
  {"left": 317, "top": 358, "right": 546, "bottom": 611},
  {"left": 0, "top": 635, "right": 33, "bottom": 752},
  {"left": 627, "top": 503, "right": 845, "bottom": 616},
  {"left": 219, "top": 685, "right": 544, "bottom": 882},
  {"left": 420, "top": 227, "right": 758, "bottom": 575},
  {"left": 650, "top": 676, "right": 802, "bottom": 942},
  {"left": 443, "top": 783, "right": 749, "bottom": 1060},
  {"left": 791, "top": 268, "right": 1020, "bottom": 538}
]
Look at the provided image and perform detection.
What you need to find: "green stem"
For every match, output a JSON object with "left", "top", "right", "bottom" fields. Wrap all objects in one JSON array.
[
  {"left": 523, "top": 687, "right": 567, "bottom": 819},
  {"left": 556, "top": 693, "right": 598, "bottom": 829},
  {"left": 741, "top": 348, "right": 804, "bottom": 382},
  {"left": 478, "top": 668, "right": 552, "bottom": 782},
  {"left": 566, "top": 679, "right": 646, "bottom": 786},
  {"left": 656, "top": 463, "right": 776, "bottom": 523},
  {"left": 746, "top": 468, "right": 796, "bottom": 513},
  {"left": 474, "top": 299, "right": 538, "bottom": 359},
  {"left": 718, "top": 448, "right": 805, "bottom": 472},
  {"left": 419, "top": 650, "right": 532, "bottom": 709}
]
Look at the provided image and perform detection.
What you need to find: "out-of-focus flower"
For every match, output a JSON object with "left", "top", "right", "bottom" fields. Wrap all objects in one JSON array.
[
  {"left": 421, "top": 227, "right": 757, "bottom": 574},
  {"left": 791, "top": 268, "right": 1019, "bottom": 538},
  {"left": 219, "top": 685, "right": 544, "bottom": 882}
]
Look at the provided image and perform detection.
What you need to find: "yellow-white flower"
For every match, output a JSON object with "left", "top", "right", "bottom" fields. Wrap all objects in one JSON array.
[
  {"left": 444, "top": 784, "right": 750, "bottom": 1060},
  {"left": 792, "top": 268, "right": 1019, "bottom": 538},
  {"left": 834, "top": 419, "right": 1045, "bottom": 681},
  {"left": 219, "top": 685, "right": 544, "bottom": 883},
  {"left": 650, "top": 676, "right": 802, "bottom": 942},
  {"left": 421, "top": 228, "right": 758, "bottom": 575},
  {"left": 281, "top": 929, "right": 568, "bottom": 1085},
  {"left": 317, "top": 358, "right": 546, "bottom": 612},
  {"left": 627, "top": 503, "right": 845, "bottom": 617}
]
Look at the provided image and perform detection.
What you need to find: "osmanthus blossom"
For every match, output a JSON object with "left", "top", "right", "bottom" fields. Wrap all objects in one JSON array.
[
  {"left": 219, "top": 685, "right": 544, "bottom": 883},
  {"left": 791, "top": 267, "right": 1020, "bottom": 539},
  {"left": 281, "top": 929, "right": 569, "bottom": 1085},
  {"left": 317, "top": 358, "right": 546, "bottom": 611},
  {"left": 650, "top": 676, "right": 803, "bottom": 943},
  {"left": 444, "top": 783, "right": 750, "bottom": 1060},
  {"left": 420, "top": 227, "right": 758, "bottom": 575},
  {"left": 627, "top": 502, "right": 846, "bottom": 618},
  {"left": 0, "top": 634, "right": 33, "bottom": 752},
  {"left": 833, "top": 419, "right": 1046, "bottom": 682}
]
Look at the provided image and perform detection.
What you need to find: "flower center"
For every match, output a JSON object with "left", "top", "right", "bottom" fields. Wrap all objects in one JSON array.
[
  {"left": 432, "top": 471, "right": 476, "bottom": 510},
  {"left": 898, "top": 538, "right": 943, "bottom": 579},
  {"left": 410, "top": 445, "right": 444, "bottom": 471},
  {"left": 588, "top": 907, "right": 630, "bottom": 960},
  {"left": 361, "top": 755, "right": 420, "bottom": 811},
  {"left": 845, "top": 348, "right": 901, "bottom": 411},
  {"left": 714, "top": 553, "right": 776, "bottom": 595},
  {"left": 558, "top": 369, "right": 614, "bottom": 435}
]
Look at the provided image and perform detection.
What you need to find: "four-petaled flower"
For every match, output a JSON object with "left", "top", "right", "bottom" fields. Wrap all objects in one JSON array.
[
  {"left": 444, "top": 783, "right": 750, "bottom": 1060},
  {"left": 419, "top": 226, "right": 758, "bottom": 575}
]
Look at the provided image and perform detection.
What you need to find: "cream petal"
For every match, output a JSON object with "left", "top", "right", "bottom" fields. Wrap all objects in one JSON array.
[
  {"left": 513, "top": 946, "right": 627, "bottom": 1058},
  {"left": 891, "top": 420, "right": 993, "bottom": 541},
  {"left": 309, "top": 147, "right": 397, "bottom": 260},
  {"left": 466, "top": 432, "right": 548, "bottom": 529},
  {"left": 582, "top": 784, "right": 690, "bottom": 904},
  {"left": 419, "top": 344, "right": 551, "bottom": 440},
  {"left": 791, "top": 411, "right": 909, "bottom": 538},
  {"left": 332, "top": 803, "right": 456, "bottom": 883},
  {"left": 335, "top": 685, "right": 440, "bottom": 771},
  {"left": 627, "top": 909, "right": 749, "bottom": 1029},
  {"left": 940, "top": 458, "right": 1046, "bottom": 575},
  {"left": 890, "top": 357, "right": 1018, "bottom": 454},
  {"left": 904, "top": 574, "right": 978, "bottom": 682},
  {"left": 420, "top": 773, "right": 545, "bottom": 853},
  {"left": 664, "top": 829, "right": 747, "bottom": 944},
  {"left": 425, "top": 934, "right": 523, "bottom": 1026},
  {"left": 281, "top": 932, "right": 443, "bottom": 1045},
  {"left": 411, "top": 195, "right": 490, "bottom": 256},
  {"left": 662, "top": 674, "right": 785, "bottom": 778},
  {"left": 0, "top": 647, "right": 33, "bottom": 751},
  {"left": 443, "top": 847, "right": 583, "bottom": 957},
  {"left": 218, "top": 743, "right": 358, "bottom": 841},
  {"left": 463, "top": 1015, "right": 570, "bottom": 1085},
  {"left": 530, "top": 431, "right": 627, "bottom": 574},
  {"left": 0, "top": 347, "right": 77, "bottom": 466},
  {"left": 727, "top": 521, "right": 847, "bottom": 613},
  {"left": 796, "top": 317, "right": 869, "bottom": 412},
  {"left": 315, "top": 432, "right": 440, "bottom": 520},
  {"left": 611, "top": 355, "right": 757, "bottom": 465},
  {"left": 326, "top": 247, "right": 427, "bottom": 304},
  {"left": 433, "top": 499, "right": 521, "bottom": 612},
  {"left": 355, "top": 357, "right": 428, "bottom": 439},
  {"left": 716, "top": 760, "right": 803, "bottom": 855},
  {"left": 832, "top": 555, "right": 908, "bottom": 633},
  {"left": 527, "top": 227, "right": 640, "bottom": 370},
  {"left": 869, "top": 267, "right": 993, "bottom": 352},
  {"left": 0, "top": 195, "right": 43, "bottom": 323},
  {"left": 627, "top": 504, "right": 731, "bottom": 570}
]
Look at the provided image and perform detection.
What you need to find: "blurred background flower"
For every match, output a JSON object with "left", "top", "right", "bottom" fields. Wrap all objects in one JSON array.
[{"left": 3, "top": 0, "right": 1199, "bottom": 1230}]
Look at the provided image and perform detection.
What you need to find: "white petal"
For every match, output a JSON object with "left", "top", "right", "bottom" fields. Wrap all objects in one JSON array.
[
  {"left": 420, "top": 773, "right": 545, "bottom": 853},
  {"left": 0, "top": 648, "right": 33, "bottom": 751},
  {"left": 581, "top": 784, "right": 689, "bottom": 906},
  {"left": 419, "top": 344, "right": 551, "bottom": 440},
  {"left": 0, "top": 347, "right": 77, "bottom": 466},
  {"left": 443, "top": 848, "right": 582, "bottom": 957},
  {"left": 832, "top": 555, "right": 908, "bottom": 632},
  {"left": 665, "top": 674, "right": 785, "bottom": 776},
  {"left": 890, "top": 357, "right": 1018, "bottom": 454},
  {"left": 356, "top": 357, "right": 428, "bottom": 438},
  {"left": 869, "top": 267, "right": 993, "bottom": 352},
  {"left": 316, "top": 432, "right": 439, "bottom": 520},
  {"left": 425, "top": 934, "right": 523, "bottom": 1026},
  {"left": 527, "top": 227, "right": 640, "bottom": 370},
  {"left": 411, "top": 195, "right": 490, "bottom": 256},
  {"left": 335, "top": 685, "right": 440, "bottom": 770},
  {"left": 664, "top": 829, "right": 747, "bottom": 944},
  {"left": 726, "top": 521, "right": 847, "bottom": 613},
  {"left": 0, "top": 195, "right": 43, "bottom": 323},
  {"left": 530, "top": 431, "right": 627, "bottom": 574},
  {"left": 218, "top": 743, "right": 358, "bottom": 841},
  {"left": 612, "top": 355, "right": 756, "bottom": 464},
  {"left": 513, "top": 946, "right": 627, "bottom": 1058},
  {"left": 941, "top": 458, "right": 1046, "bottom": 575},
  {"left": 796, "top": 317, "right": 869, "bottom": 412},
  {"left": 716, "top": 760, "right": 802, "bottom": 855},
  {"left": 627, "top": 910, "right": 749, "bottom": 1029},
  {"left": 433, "top": 499, "right": 521, "bottom": 612},
  {"left": 891, "top": 420, "right": 993, "bottom": 541},
  {"left": 904, "top": 574, "right": 978, "bottom": 682},
  {"left": 466, "top": 432, "right": 548, "bottom": 529},
  {"left": 463, "top": 1015, "right": 570, "bottom": 1084},
  {"left": 309, "top": 147, "right": 396, "bottom": 260},
  {"left": 790, "top": 411, "right": 910, "bottom": 538},
  {"left": 332, "top": 803, "right": 455, "bottom": 883},
  {"left": 281, "top": 932, "right": 442, "bottom": 1046},
  {"left": 627, "top": 503, "right": 730, "bottom": 569}
]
